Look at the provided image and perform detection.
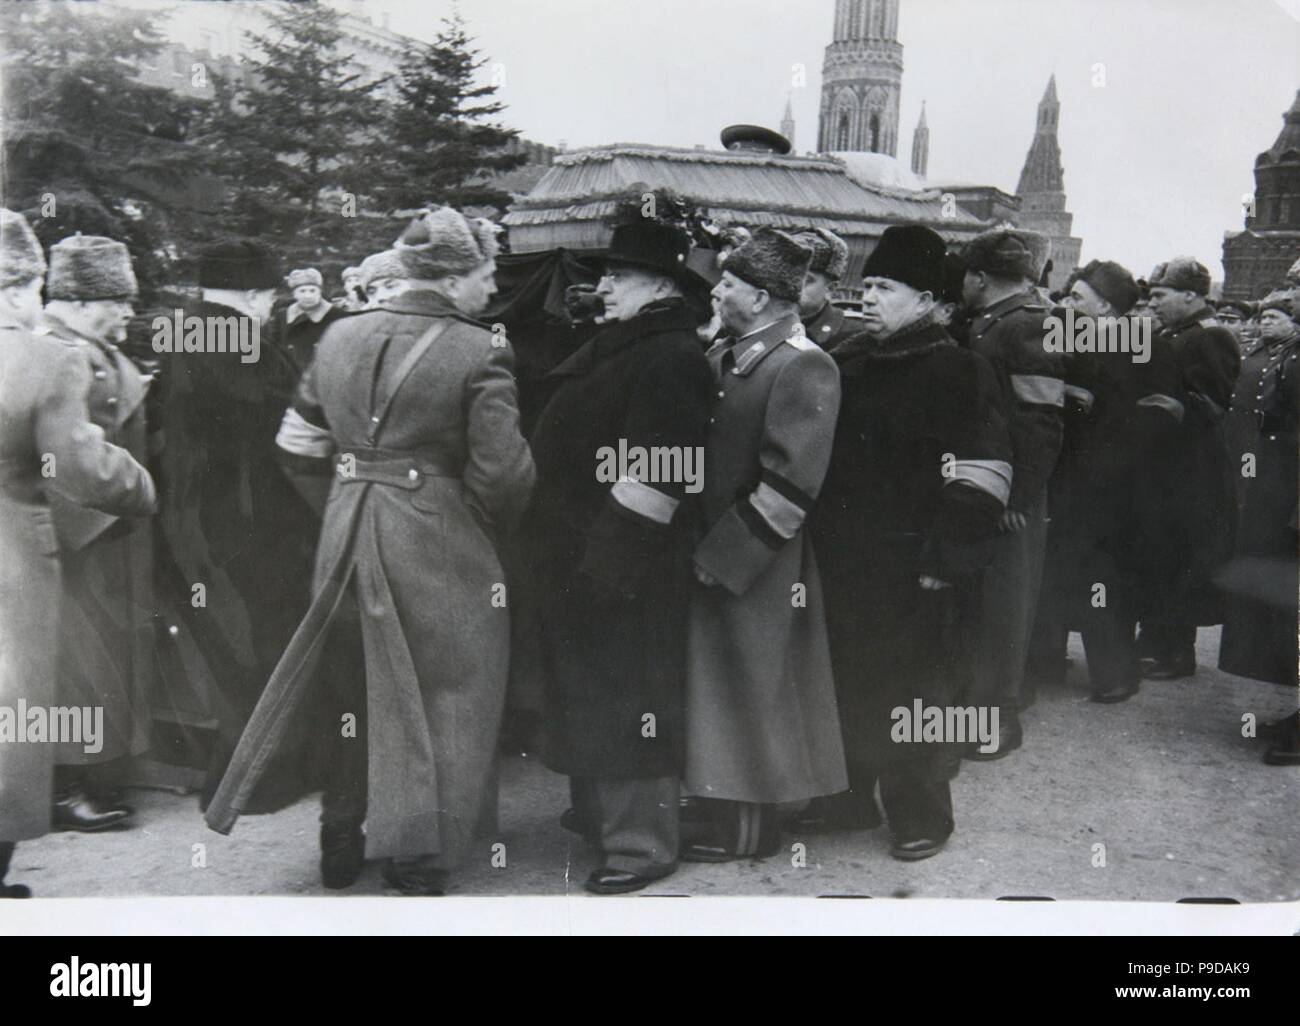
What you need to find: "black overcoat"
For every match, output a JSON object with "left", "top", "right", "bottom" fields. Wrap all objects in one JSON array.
[
  {"left": 518, "top": 299, "right": 714, "bottom": 779},
  {"left": 1155, "top": 307, "right": 1241, "bottom": 625},
  {"left": 810, "top": 319, "right": 1012, "bottom": 768}
]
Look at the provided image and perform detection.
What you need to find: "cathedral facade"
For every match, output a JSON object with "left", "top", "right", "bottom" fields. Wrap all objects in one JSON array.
[{"left": 817, "top": 0, "right": 903, "bottom": 155}]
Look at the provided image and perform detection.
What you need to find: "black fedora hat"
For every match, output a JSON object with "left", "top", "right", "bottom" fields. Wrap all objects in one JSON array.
[{"left": 602, "top": 220, "right": 693, "bottom": 281}]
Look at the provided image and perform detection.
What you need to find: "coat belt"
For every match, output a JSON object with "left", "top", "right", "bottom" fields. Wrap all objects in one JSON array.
[{"left": 334, "top": 449, "right": 462, "bottom": 489}]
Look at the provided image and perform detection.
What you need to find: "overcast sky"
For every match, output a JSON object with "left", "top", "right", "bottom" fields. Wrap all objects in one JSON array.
[{"left": 361, "top": 0, "right": 1298, "bottom": 280}]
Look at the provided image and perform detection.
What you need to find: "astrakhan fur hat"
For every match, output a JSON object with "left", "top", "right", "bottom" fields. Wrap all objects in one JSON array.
[
  {"left": 394, "top": 206, "right": 501, "bottom": 280},
  {"left": 0, "top": 209, "right": 46, "bottom": 288},
  {"left": 1148, "top": 257, "right": 1211, "bottom": 297},
  {"left": 1076, "top": 259, "right": 1140, "bottom": 315},
  {"left": 46, "top": 234, "right": 137, "bottom": 301},
  {"left": 963, "top": 228, "right": 1051, "bottom": 283},
  {"left": 794, "top": 228, "right": 849, "bottom": 282},
  {"left": 721, "top": 227, "right": 813, "bottom": 302}
]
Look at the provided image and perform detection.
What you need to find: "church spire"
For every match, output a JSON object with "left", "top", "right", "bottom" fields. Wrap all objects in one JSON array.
[
  {"left": 1015, "top": 75, "right": 1080, "bottom": 290},
  {"left": 911, "top": 101, "right": 929, "bottom": 178},
  {"left": 781, "top": 95, "right": 796, "bottom": 151}
]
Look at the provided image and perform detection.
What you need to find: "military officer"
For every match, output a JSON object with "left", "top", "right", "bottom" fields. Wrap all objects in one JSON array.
[
  {"left": 1137, "top": 258, "right": 1241, "bottom": 680},
  {"left": 958, "top": 229, "right": 1064, "bottom": 759},
  {"left": 795, "top": 228, "right": 857, "bottom": 351},
  {"left": 1, "top": 210, "right": 155, "bottom": 897},
  {"left": 42, "top": 234, "right": 156, "bottom": 831},
  {"left": 683, "top": 228, "right": 848, "bottom": 862}
]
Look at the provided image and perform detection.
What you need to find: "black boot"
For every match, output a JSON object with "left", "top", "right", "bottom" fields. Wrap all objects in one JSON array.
[
  {"left": 320, "top": 823, "right": 365, "bottom": 890},
  {"left": 0, "top": 841, "right": 31, "bottom": 898},
  {"left": 1263, "top": 712, "right": 1300, "bottom": 767},
  {"left": 382, "top": 859, "right": 447, "bottom": 896},
  {"left": 53, "top": 768, "right": 132, "bottom": 833}
]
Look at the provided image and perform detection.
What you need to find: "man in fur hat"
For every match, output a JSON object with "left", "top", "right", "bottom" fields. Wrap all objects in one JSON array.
[
  {"left": 269, "top": 268, "right": 345, "bottom": 376},
  {"left": 154, "top": 237, "right": 322, "bottom": 811},
  {"left": 358, "top": 250, "right": 411, "bottom": 307},
  {"left": 681, "top": 228, "right": 847, "bottom": 862},
  {"left": 1, "top": 210, "right": 155, "bottom": 896},
  {"left": 334, "top": 267, "right": 367, "bottom": 312},
  {"left": 1136, "top": 258, "right": 1241, "bottom": 680},
  {"left": 795, "top": 228, "right": 856, "bottom": 351},
  {"left": 1027, "top": 260, "right": 1187, "bottom": 705},
  {"left": 957, "top": 228, "right": 1064, "bottom": 759},
  {"left": 520, "top": 219, "right": 714, "bottom": 894},
  {"left": 206, "top": 207, "right": 534, "bottom": 897},
  {"left": 42, "top": 234, "right": 156, "bottom": 831},
  {"left": 806, "top": 224, "right": 1013, "bottom": 858}
]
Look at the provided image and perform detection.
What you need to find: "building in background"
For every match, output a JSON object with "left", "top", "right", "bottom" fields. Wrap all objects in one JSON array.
[
  {"left": 501, "top": 128, "right": 986, "bottom": 283},
  {"left": 818, "top": 0, "right": 903, "bottom": 155},
  {"left": 1013, "top": 75, "right": 1082, "bottom": 291},
  {"left": 1223, "top": 89, "right": 1300, "bottom": 300}
]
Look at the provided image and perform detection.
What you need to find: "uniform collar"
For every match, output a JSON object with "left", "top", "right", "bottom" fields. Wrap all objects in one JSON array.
[
  {"left": 1164, "top": 304, "right": 1217, "bottom": 334},
  {"left": 708, "top": 313, "right": 802, "bottom": 376},
  {"left": 972, "top": 289, "right": 1040, "bottom": 324},
  {"left": 41, "top": 310, "right": 119, "bottom": 356},
  {"left": 803, "top": 302, "right": 843, "bottom": 344},
  {"left": 375, "top": 289, "right": 480, "bottom": 323}
]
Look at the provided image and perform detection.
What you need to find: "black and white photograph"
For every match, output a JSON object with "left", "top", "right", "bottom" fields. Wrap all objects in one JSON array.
[{"left": 0, "top": 0, "right": 1297, "bottom": 940}]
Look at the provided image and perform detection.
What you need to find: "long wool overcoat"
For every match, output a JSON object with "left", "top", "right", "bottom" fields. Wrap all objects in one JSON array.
[
  {"left": 518, "top": 299, "right": 714, "bottom": 780},
  {"left": 0, "top": 316, "right": 155, "bottom": 840},
  {"left": 44, "top": 315, "right": 154, "bottom": 766},
  {"left": 685, "top": 315, "right": 847, "bottom": 805},
  {"left": 1153, "top": 306, "right": 1241, "bottom": 625},
  {"left": 204, "top": 291, "right": 535, "bottom": 864},
  {"left": 810, "top": 321, "right": 1012, "bottom": 768},
  {"left": 1219, "top": 334, "right": 1298, "bottom": 686}
]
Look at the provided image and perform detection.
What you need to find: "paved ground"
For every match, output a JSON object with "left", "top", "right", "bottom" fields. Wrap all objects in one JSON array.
[{"left": 10, "top": 629, "right": 1299, "bottom": 903}]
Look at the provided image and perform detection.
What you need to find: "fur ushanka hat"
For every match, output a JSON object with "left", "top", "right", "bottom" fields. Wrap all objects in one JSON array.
[
  {"left": 721, "top": 227, "right": 814, "bottom": 302},
  {"left": 794, "top": 228, "right": 849, "bottom": 282},
  {"left": 394, "top": 207, "right": 501, "bottom": 280},
  {"left": 46, "top": 234, "right": 138, "bottom": 301},
  {"left": 0, "top": 208, "right": 46, "bottom": 288}
]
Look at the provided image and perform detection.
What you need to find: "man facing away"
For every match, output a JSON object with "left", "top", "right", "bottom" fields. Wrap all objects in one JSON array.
[{"left": 205, "top": 207, "right": 535, "bottom": 897}]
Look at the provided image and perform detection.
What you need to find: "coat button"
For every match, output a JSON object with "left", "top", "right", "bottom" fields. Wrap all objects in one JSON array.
[
  {"left": 717, "top": 390, "right": 724, "bottom": 399},
  {"left": 408, "top": 468, "right": 419, "bottom": 482},
  {"left": 93, "top": 370, "right": 107, "bottom": 380},
  {"left": 106, "top": 396, "right": 118, "bottom": 405}
]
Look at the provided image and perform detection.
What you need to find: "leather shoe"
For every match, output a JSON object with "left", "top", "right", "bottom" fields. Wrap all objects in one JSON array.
[
  {"left": 320, "top": 824, "right": 365, "bottom": 889},
  {"left": 890, "top": 836, "right": 948, "bottom": 861},
  {"left": 584, "top": 866, "right": 674, "bottom": 895},
  {"left": 1258, "top": 714, "right": 1298, "bottom": 742},
  {"left": 0, "top": 883, "right": 31, "bottom": 899},
  {"left": 1263, "top": 716, "right": 1300, "bottom": 765},
  {"left": 1140, "top": 656, "right": 1195, "bottom": 681},
  {"left": 680, "top": 837, "right": 780, "bottom": 863},
  {"left": 53, "top": 790, "right": 132, "bottom": 832},
  {"left": 95, "top": 790, "right": 136, "bottom": 817},
  {"left": 1090, "top": 680, "right": 1140, "bottom": 704}
]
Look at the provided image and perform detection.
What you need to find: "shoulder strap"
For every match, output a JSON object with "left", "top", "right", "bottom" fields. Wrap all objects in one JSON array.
[{"left": 367, "top": 318, "right": 452, "bottom": 445}]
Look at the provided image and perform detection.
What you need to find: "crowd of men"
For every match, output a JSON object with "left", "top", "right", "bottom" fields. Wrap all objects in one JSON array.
[{"left": 0, "top": 200, "right": 1296, "bottom": 898}]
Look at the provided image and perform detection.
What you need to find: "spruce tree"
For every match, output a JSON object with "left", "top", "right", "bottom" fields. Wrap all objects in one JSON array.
[
  {"left": 374, "top": 13, "right": 526, "bottom": 215},
  {"left": 0, "top": 3, "right": 213, "bottom": 295},
  {"left": 208, "top": 0, "right": 388, "bottom": 256}
]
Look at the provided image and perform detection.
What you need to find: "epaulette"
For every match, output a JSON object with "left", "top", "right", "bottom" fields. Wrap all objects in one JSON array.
[
  {"left": 1198, "top": 317, "right": 1219, "bottom": 329},
  {"left": 783, "top": 332, "right": 817, "bottom": 352}
]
